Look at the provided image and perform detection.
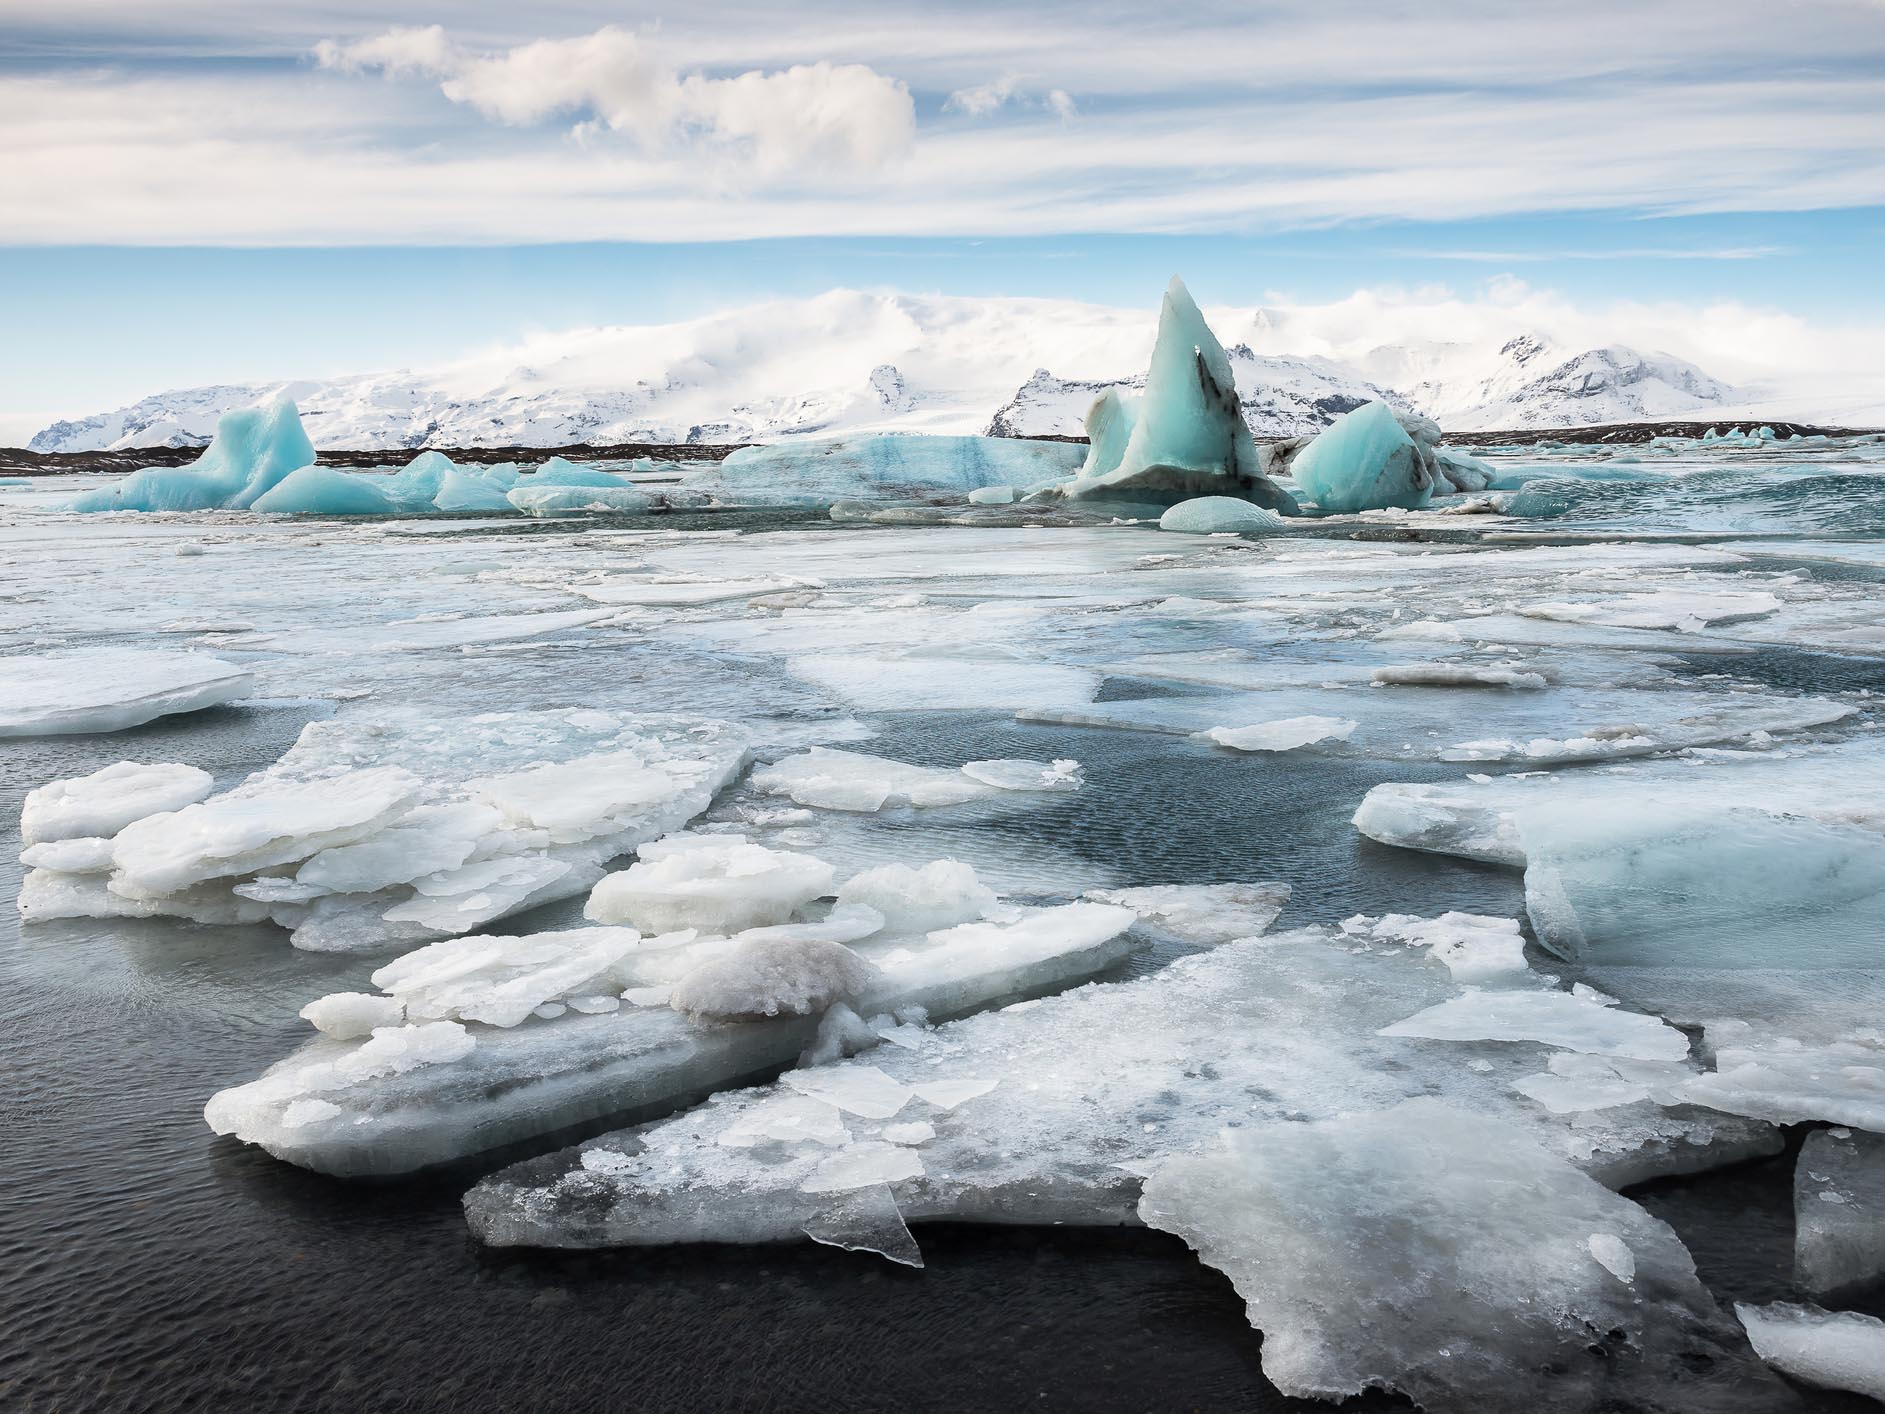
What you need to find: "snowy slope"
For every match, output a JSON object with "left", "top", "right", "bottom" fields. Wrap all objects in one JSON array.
[
  {"left": 29, "top": 290, "right": 1776, "bottom": 452},
  {"left": 1376, "top": 336, "right": 1740, "bottom": 431}
]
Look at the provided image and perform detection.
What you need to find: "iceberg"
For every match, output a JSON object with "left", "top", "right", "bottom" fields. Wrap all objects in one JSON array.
[
  {"left": 1287, "top": 400, "right": 1437, "bottom": 513},
  {"left": 684, "top": 435, "right": 1084, "bottom": 510},
  {"left": 66, "top": 397, "right": 316, "bottom": 512},
  {"left": 1040, "top": 279, "right": 1296, "bottom": 514},
  {"left": 17, "top": 709, "right": 750, "bottom": 952},
  {"left": 0, "top": 649, "right": 254, "bottom": 737}
]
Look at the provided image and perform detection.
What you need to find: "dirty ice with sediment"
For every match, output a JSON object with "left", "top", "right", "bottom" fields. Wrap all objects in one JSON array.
[{"left": 8, "top": 278, "right": 1885, "bottom": 1413}]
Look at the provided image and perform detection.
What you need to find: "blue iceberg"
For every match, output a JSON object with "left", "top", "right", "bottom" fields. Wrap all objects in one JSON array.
[
  {"left": 1287, "top": 401, "right": 1436, "bottom": 513},
  {"left": 251, "top": 465, "right": 398, "bottom": 515},
  {"left": 1042, "top": 278, "right": 1296, "bottom": 515},
  {"left": 1158, "top": 496, "right": 1290, "bottom": 534},
  {"left": 68, "top": 398, "right": 317, "bottom": 512}
]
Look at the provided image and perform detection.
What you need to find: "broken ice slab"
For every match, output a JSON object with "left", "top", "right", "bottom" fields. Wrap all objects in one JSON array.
[
  {"left": 749, "top": 748, "right": 1081, "bottom": 812},
  {"left": 1794, "top": 1127, "right": 1885, "bottom": 1298},
  {"left": 1140, "top": 1100, "right": 1791, "bottom": 1414},
  {"left": 0, "top": 649, "right": 254, "bottom": 737},
  {"left": 205, "top": 900, "right": 1139, "bottom": 1176},
  {"left": 17, "top": 709, "right": 749, "bottom": 953},
  {"left": 1736, "top": 1302, "right": 1885, "bottom": 1403},
  {"left": 464, "top": 918, "right": 1775, "bottom": 1259},
  {"left": 1081, "top": 882, "right": 1289, "bottom": 946},
  {"left": 1354, "top": 737, "right": 1885, "bottom": 868}
]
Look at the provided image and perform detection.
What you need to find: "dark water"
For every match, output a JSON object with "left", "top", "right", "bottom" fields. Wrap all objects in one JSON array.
[{"left": 0, "top": 702, "right": 1867, "bottom": 1413}]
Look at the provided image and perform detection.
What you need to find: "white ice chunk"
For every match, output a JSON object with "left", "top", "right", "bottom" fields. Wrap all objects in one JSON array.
[
  {"left": 1381, "top": 989, "right": 1690, "bottom": 1061},
  {"left": 0, "top": 650, "right": 253, "bottom": 738},
  {"left": 783, "top": 1065, "right": 912, "bottom": 1119},
  {"left": 1737, "top": 1303, "right": 1885, "bottom": 1402},
  {"left": 20, "top": 761, "right": 214, "bottom": 844},
  {"left": 751, "top": 748, "right": 1001, "bottom": 812},
  {"left": 1363, "top": 911, "right": 1528, "bottom": 982},
  {"left": 1139, "top": 1100, "right": 1765, "bottom": 1412},
  {"left": 1199, "top": 716, "right": 1357, "bottom": 753},
  {"left": 670, "top": 936, "right": 882, "bottom": 1021},
  {"left": 836, "top": 859, "right": 996, "bottom": 934},
  {"left": 1084, "top": 882, "right": 1289, "bottom": 946},
  {"left": 301, "top": 992, "right": 407, "bottom": 1040},
  {"left": 1794, "top": 1127, "right": 1885, "bottom": 1296},
  {"left": 585, "top": 837, "right": 835, "bottom": 933},
  {"left": 801, "top": 1141, "right": 924, "bottom": 1193},
  {"left": 111, "top": 766, "right": 421, "bottom": 895}
]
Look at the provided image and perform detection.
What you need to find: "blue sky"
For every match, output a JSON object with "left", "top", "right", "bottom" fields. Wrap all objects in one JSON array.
[{"left": 3, "top": 1, "right": 1884, "bottom": 432}]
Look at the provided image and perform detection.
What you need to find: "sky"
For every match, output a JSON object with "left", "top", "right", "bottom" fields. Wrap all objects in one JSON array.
[{"left": 3, "top": 0, "right": 1884, "bottom": 439}]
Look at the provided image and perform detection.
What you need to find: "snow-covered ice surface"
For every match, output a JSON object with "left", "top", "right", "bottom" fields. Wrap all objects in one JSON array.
[{"left": 6, "top": 429, "right": 1885, "bottom": 1410}]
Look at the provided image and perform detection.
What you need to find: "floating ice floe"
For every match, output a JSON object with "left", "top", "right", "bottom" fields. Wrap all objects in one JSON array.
[
  {"left": 1736, "top": 1303, "right": 1885, "bottom": 1402},
  {"left": 584, "top": 835, "right": 837, "bottom": 934},
  {"left": 1142, "top": 1100, "right": 1783, "bottom": 1413},
  {"left": 465, "top": 917, "right": 1775, "bottom": 1270},
  {"left": 17, "top": 709, "right": 749, "bottom": 951},
  {"left": 205, "top": 847, "right": 1139, "bottom": 1174},
  {"left": 1083, "top": 881, "right": 1290, "bottom": 945},
  {"left": 1037, "top": 279, "right": 1296, "bottom": 514},
  {"left": 0, "top": 649, "right": 254, "bottom": 737},
  {"left": 750, "top": 748, "right": 1082, "bottom": 813},
  {"left": 683, "top": 435, "right": 1083, "bottom": 509},
  {"left": 1287, "top": 400, "right": 1438, "bottom": 513},
  {"left": 1356, "top": 741, "right": 1885, "bottom": 1137},
  {"left": 1197, "top": 714, "right": 1357, "bottom": 753}
]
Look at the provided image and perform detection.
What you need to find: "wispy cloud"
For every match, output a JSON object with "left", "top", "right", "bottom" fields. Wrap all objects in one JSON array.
[
  {"left": 1393, "top": 246, "right": 1793, "bottom": 262},
  {"left": 2, "top": 2, "right": 1883, "bottom": 243}
]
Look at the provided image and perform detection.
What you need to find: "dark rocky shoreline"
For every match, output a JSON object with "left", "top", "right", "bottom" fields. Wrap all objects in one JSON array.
[{"left": 3, "top": 420, "right": 1877, "bottom": 478}]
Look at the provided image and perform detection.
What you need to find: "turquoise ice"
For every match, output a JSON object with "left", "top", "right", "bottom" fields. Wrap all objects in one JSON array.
[
  {"left": 68, "top": 398, "right": 317, "bottom": 512},
  {"left": 1288, "top": 400, "right": 1436, "bottom": 513},
  {"left": 1046, "top": 278, "right": 1296, "bottom": 514}
]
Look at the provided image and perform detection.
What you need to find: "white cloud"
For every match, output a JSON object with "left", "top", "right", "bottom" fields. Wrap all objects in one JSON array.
[
  {"left": 944, "top": 74, "right": 1077, "bottom": 119},
  {"left": 318, "top": 24, "right": 915, "bottom": 173},
  {"left": 3, "top": 3, "right": 1883, "bottom": 241}
]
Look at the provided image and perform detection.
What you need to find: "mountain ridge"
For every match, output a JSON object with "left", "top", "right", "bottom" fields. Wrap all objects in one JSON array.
[{"left": 26, "top": 290, "right": 1772, "bottom": 453}]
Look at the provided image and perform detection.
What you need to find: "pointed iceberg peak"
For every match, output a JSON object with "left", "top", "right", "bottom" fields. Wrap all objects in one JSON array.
[{"left": 1040, "top": 278, "right": 1296, "bottom": 515}]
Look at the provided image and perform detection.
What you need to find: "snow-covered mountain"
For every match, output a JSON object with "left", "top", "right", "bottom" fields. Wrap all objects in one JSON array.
[
  {"left": 28, "top": 290, "right": 1755, "bottom": 452},
  {"left": 1367, "top": 335, "right": 1740, "bottom": 431}
]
